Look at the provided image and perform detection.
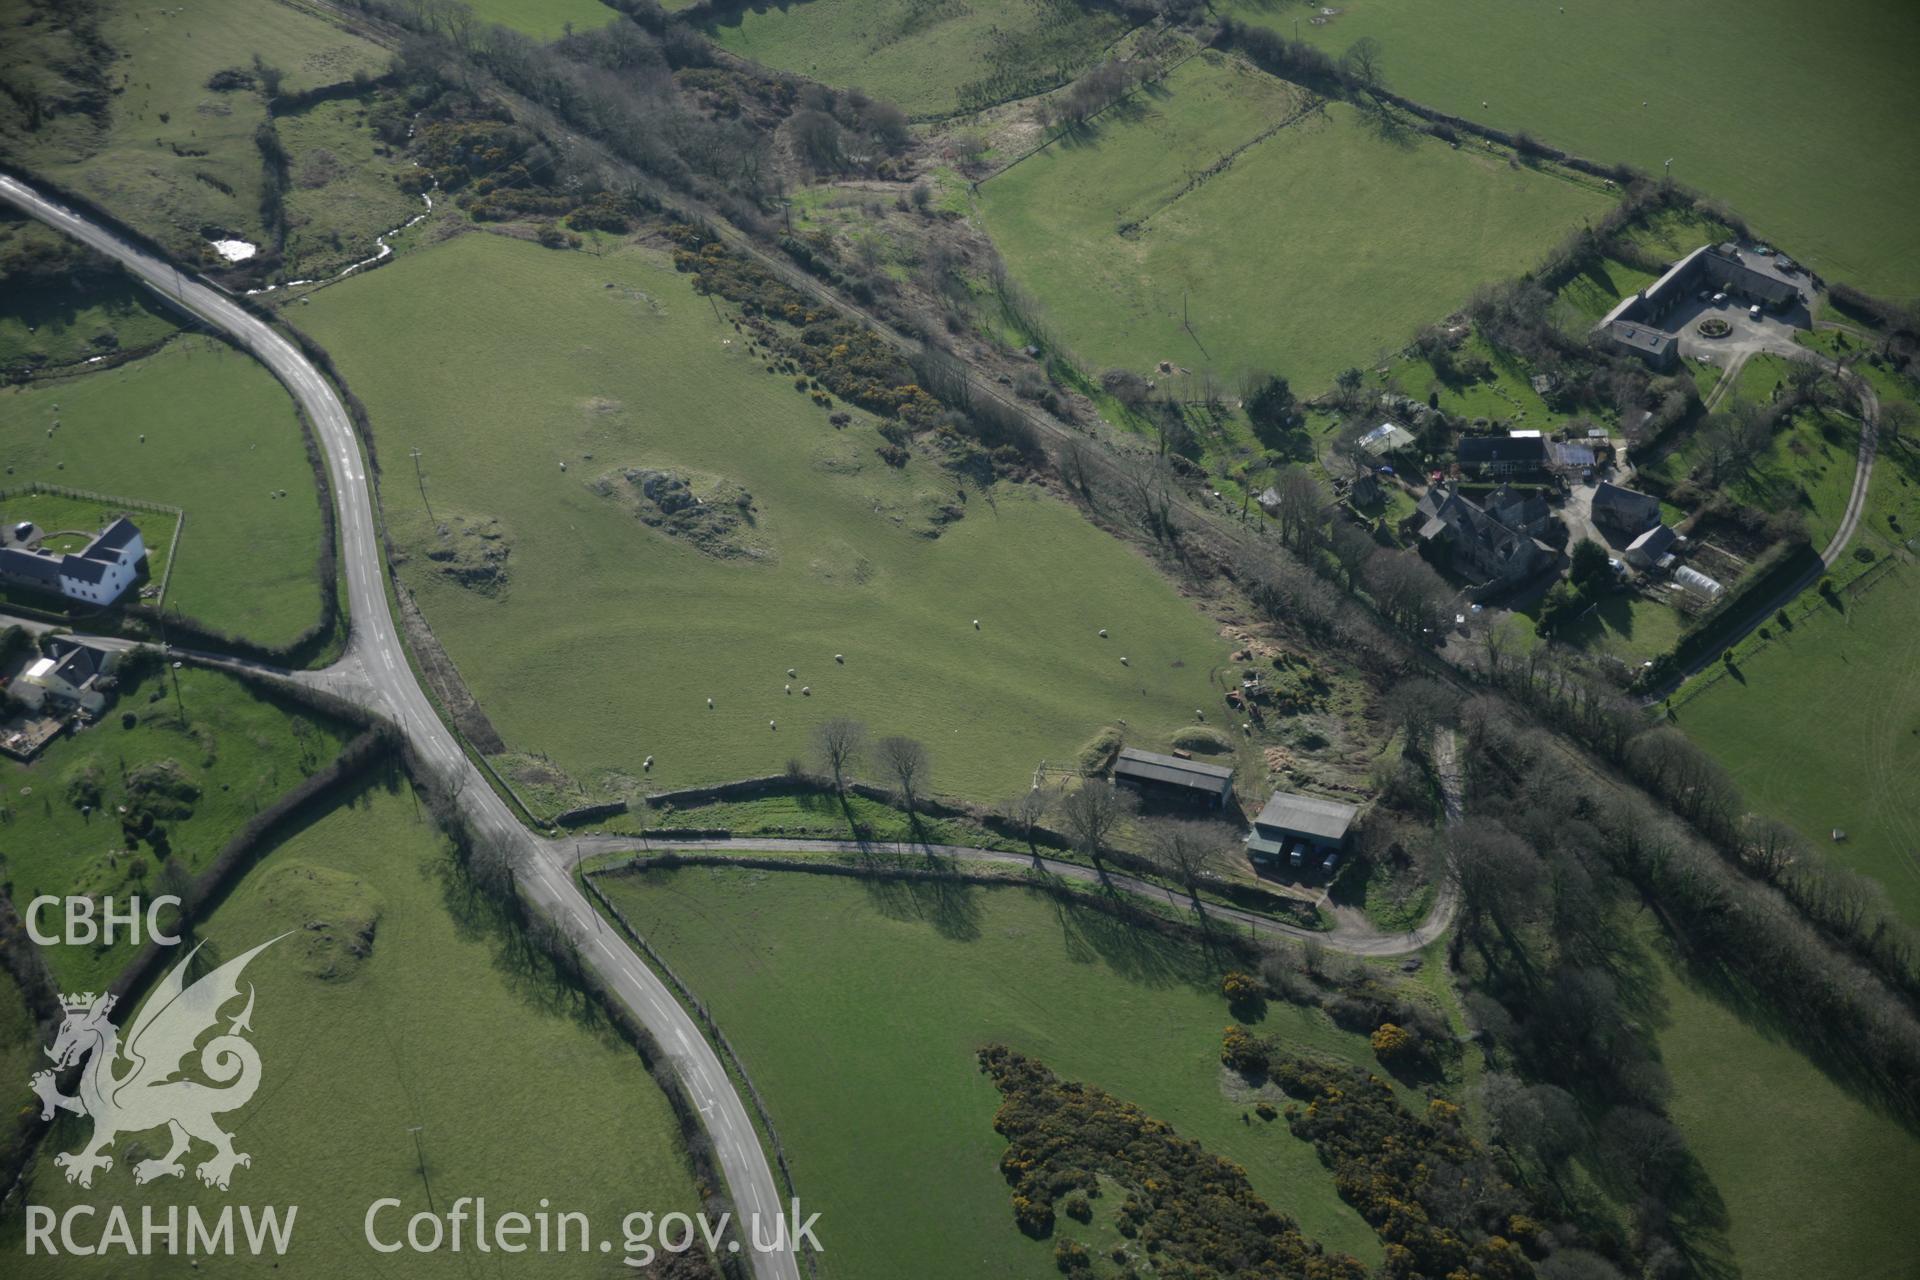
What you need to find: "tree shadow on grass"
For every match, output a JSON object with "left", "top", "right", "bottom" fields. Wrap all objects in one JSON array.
[
  {"left": 1042, "top": 881, "right": 1216, "bottom": 990},
  {"left": 1673, "top": 950, "right": 1920, "bottom": 1137},
  {"left": 858, "top": 865, "right": 983, "bottom": 943}
]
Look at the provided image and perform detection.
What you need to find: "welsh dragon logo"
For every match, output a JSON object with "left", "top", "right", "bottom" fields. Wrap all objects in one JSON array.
[{"left": 30, "top": 935, "right": 286, "bottom": 1191}]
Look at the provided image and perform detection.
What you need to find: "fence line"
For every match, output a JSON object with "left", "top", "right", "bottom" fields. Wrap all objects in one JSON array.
[
  {"left": 1669, "top": 550, "right": 1910, "bottom": 710},
  {"left": 0, "top": 481, "right": 183, "bottom": 518}
]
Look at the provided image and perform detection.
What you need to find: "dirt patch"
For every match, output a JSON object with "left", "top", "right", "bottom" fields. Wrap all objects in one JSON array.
[
  {"left": 411, "top": 512, "right": 511, "bottom": 595},
  {"left": 589, "top": 466, "right": 768, "bottom": 561}
]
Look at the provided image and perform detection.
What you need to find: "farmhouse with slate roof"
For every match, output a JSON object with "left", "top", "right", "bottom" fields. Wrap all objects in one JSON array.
[
  {"left": 1412, "top": 484, "right": 1550, "bottom": 589},
  {"left": 0, "top": 515, "right": 146, "bottom": 605}
]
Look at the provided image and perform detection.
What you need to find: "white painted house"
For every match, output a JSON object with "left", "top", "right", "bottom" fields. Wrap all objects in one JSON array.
[{"left": 0, "top": 516, "right": 146, "bottom": 605}]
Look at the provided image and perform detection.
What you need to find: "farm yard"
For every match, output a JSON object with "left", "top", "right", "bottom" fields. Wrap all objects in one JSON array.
[
  {"left": 975, "top": 52, "right": 1612, "bottom": 396},
  {"left": 0, "top": 660, "right": 354, "bottom": 992},
  {"left": 1248, "top": 0, "right": 1920, "bottom": 300},
  {"left": 595, "top": 864, "right": 1394, "bottom": 1278},
  {"left": 0, "top": 336, "right": 330, "bottom": 647},
  {"left": 0, "top": 782, "right": 705, "bottom": 1277},
  {"left": 704, "top": 0, "right": 1129, "bottom": 118},
  {"left": 296, "top": 230, "right": 1238, "bottom": 803}
]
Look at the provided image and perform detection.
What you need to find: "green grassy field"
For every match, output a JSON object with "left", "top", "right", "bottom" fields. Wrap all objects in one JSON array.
[
  {"left": 1, "top": 781, "right": 702, "bottom": 1277},
  {"left": 1656, "top": 942, "right": 1920, "bottom": 1280},
  {"left": 1230, "top": 0, "right": 1920, "bottom": 300},
  {"left": 0, "top": 0, "right": 386, "bottom": 269},
  {"left": 296, "top": 230, "right": 1236, "bottom": 803},
  {"left": 1674, "top": 567, "right": 1920, "bottom": 926},
  {"left": 465, "top": 0, "right": 620, "bottom": 39},
  {"left": 597, "top": 864, "right": 1385, "bottom": 1278},
  {"left": 1, "top": 661, "right": 353, "bottom": 991},
  {"left": 0, "top": 336, "right": 327, "bottom": 645},
  {"left": 976, "top": 52, "right": 1612, "bottom": 395},
  {"left": 706, "top": 0, "right": 1126, "bottom": 117}
]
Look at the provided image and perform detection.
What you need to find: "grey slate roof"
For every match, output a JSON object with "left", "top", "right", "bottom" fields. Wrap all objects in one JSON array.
[
  {"left": 1591, "top": 481, "right": 1661, "bottom": 530},
  {"left": 0, "top": 546, "right": 62, "bottom": 586},
  {"left": 1253, "top": 791, "right": 1359, "bottom": 842},
  {"left": 1113, "top": 748, "right": 1234, "bottom": 793},
  {"left": 1457, "top": 435, "right": 1548, "bottom": 467},
  {"left": 82, "top": 516, "right": 142, "bottom": 561}
]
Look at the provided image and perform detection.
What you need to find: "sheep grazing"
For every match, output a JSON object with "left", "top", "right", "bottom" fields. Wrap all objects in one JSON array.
[
  {"left": 785, "top": 684, "right": 792, "bottom": 694},
  {"left": 643, "top": 755, "right": 654, "bottom": 770},
  {"left": 707, "top": 697, "right": 714, "bottom": 709},
  {"left": 972, "top": 619, "right": 980, "bottom": 629},
  {"left": 834, "top": 654, "right": 844, "bottom": 663},
  {"left": 801, "top": 686, "right": 811, "bottom": 696},
  {"left": 769, "top": 720, "right": 777, "bottom": 730},
  {"left": 1098, "top": 628, "right": 1108, "bottom": 638},
  {"left": 1119, "top": 656, "right": 1129, "bottom": 666},
  {"left": 787, "top": 668, "right": 797, "bottom": 678},
  {"left": 1194, "top": 709, "right": 1205, "bottom": 721}
]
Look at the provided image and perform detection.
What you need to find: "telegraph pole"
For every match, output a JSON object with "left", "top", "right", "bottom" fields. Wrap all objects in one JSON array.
[
  {"left": 407, "top": 1124, "right": 437, "bottom": 1214},
  {"left": 409, "top": 448, "right": 435, "bottom": 524}
]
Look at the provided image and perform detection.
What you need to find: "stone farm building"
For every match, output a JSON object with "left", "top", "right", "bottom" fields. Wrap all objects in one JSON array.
[
  {"left": 1457, "top": 432, "right": 1548, "bottom": 480},
  {"left": 1590, "top": 482, "right": 1662, "bottom": 536},
  {"left": 1412, "top": 484, "right": 1551, "bottom": 592},
  {"left": 0, "top": 515, "right": 146, "bottom": 605},
  {"left": 1597, "top": 243, "right": 1805, "bottom": 370},
  {"left": 1111, "top": 748, "right": 1234, "bottom": 810},
  {"left": 1245, "top": 791, "right": 1359, "bottom": 868}
]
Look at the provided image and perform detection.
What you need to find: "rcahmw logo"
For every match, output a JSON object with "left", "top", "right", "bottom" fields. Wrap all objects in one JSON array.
[{"left": 24, "top": 934, "right": 301, "bottom": 1259}]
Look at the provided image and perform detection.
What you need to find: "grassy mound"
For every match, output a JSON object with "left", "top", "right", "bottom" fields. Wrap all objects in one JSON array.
[
  {"left": 257, "top": 862, "right": 384, "bottom": 982},
  {"left": 1170, "top": 725, "right": 1236, "bottom": 755},
  {"left": 1074, "top": 725, "right": 1124, "bottom": 773}
]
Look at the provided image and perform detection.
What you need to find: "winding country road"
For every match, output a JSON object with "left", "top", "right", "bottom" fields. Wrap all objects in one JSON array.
[
  {"left": 0, "top": 173, "right": 802, "bottom": 1280},
  {"left": 0, "top": 165, "right": 1462, "bottom": 1267}
]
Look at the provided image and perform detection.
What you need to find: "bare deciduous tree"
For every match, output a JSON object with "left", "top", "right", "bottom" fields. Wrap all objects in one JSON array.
[
  {"left": 1059, "top": 782, "right": 1134, "bottom": 876},
  {"left": 876, "top": 734, "right": 930, "bottom": 814},
  {"left": 813, "top": 716, "right": 867, "bottom": 793},
  {"left": 1269, "top": 466, "right": 1329, "bottom": 553},
  {"left": 1341, "top": 36, "right": 1385, "bottom": 87},
  {"left": 1364, "top": 551, "right": 1449, "bottom": 635},
  {"left": 1144, "top": 818, "right": 1232, "bottom": 912},
  {"left": 1003, "top": 785, "right": 1054, "bottom": 860}
]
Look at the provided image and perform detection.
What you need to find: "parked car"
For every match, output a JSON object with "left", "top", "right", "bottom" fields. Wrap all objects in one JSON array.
[
  {"left": 1322, "top": 852, "right": 1340, "bottom": 875},
  {"left": 1711, "top": 292, "right": 1727, "bottom": 305},
  {"left": 1749, "top": 303, "right": 1763, "bottom": 319},
  {"left": 1288, "top": 844, "right": 1304, "bottom": 868}
]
